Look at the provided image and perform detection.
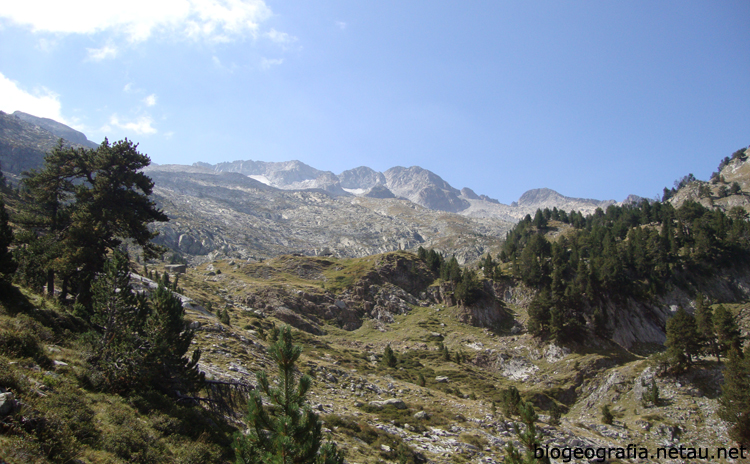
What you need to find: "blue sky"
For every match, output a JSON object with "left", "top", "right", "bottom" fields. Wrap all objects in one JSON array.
[{"left": 1, "top": 1, "right": 748, "bottom": 204}]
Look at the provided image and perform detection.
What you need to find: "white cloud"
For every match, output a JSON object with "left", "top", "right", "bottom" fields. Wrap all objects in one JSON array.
[
  {"left": 336, "top": 21, "right": 347, "bottom": 30},
  {"left": 87, "top": 44, "right": 118, "bottom": 61},
  {"left": 36, "top": 37, "right": 59, "bottom": 52},
  {"left": 143, "top": 94, "right": 157, "bottom": 107},
  {"left": 0, "top": 0, "right": 273, "bottom": 43},
  {"left": 109, "top": 114, "right": 157, "bottom": 135},
  {"left": 0, "top": 71, "right": 67, "bottom": 123},
  {"left": 260, "top": 57, "right": 283, "bottom": 70},
  {"left": 265, "top": 28, "right": 297, "bottom": 45},
  {"left": 212, "top": 55, "right": 238, "bottom": 72}
]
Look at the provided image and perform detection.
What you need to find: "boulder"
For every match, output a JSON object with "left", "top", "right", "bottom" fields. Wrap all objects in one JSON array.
[
  {"left": 0, "top": 392, "right": 16, "bottom": 416},
  {"left": 414, "top": 410, "right": 430, "bottom": 420},
  {"left": 369, "top": 398, "right": 406, "bottom": 409},
  {"left": 165, "top": 264, "right": 187, "bottom": 274}
]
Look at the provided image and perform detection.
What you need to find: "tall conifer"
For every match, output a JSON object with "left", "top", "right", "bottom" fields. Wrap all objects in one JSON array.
[{"left": 719, "top": 348, "right": 750, "bottom": 447}]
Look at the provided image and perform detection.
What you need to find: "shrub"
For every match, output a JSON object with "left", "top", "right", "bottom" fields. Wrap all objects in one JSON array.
[
  {"left": 460, "top": 432, "right": 489, "bottom": 449},
  {"left": 549, "top": 402, "right": 562, "bottom": 426},
  {"left": 500, "top": 386, "right": 522, "bottom": 417},
  {"left": 601, "top": 404, "right": 614, "bottom": 425},
  {"left": 0, "top": 315, "right": 51, "bottom": 366}
]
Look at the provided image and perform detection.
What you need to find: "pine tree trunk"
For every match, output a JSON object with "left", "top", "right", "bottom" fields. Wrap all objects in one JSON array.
[{"left": 46, "top": 269, "right": 55, "bottom": 296}]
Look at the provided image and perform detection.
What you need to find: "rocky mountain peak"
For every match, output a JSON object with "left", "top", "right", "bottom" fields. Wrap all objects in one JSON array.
[
  {"left": 460, "top": 187, "right": 480, "bottom": 200},
  {"left": 338, "top": 166, "right": 386, "bottom": 189},
  {"left": 517, "top": 187, "right": 615, "bottom": 210}
]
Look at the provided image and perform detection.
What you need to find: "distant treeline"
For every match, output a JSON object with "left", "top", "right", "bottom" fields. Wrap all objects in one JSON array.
[
  {"left": 495, "top": 199, "right": 750, "bottom": 342},
  {"left": 416, "top": 246, "right": 480, "bottom": 305}
]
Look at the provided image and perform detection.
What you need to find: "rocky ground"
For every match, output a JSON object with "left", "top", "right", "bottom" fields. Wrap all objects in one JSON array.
[{"left": 147, "top": 252, "right": 746, "bottom": 464}]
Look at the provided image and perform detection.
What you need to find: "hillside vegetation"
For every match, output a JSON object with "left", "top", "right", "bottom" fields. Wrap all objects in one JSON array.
[{"left": 2, "top": 143, "right": 750, "bottom": 462}]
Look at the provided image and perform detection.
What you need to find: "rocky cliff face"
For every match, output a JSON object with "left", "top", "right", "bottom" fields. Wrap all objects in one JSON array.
[
  {"left": 339, "top": 166, "right": 387, "bottom": 189},
  {"left": 234, "top": 252, "right": 437, "bottom": 334},
  {"left": 383, "top": 166, "right": 470, "bottom": 213},
  {"left": 669, "top": 148, "right": 750, "bottom": 212}
]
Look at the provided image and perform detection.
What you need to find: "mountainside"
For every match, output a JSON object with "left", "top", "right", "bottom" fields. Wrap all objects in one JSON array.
[
  {"left": 0, "top": 111, "right": 96, "bottom": 175},
  {"left": 144, "top": 164, "right": 511, "bottom": 264},
  {"left": 12, "top": 111, "right": 98, "bottom": 149},
  {"left": 669, "top": 149, "right": 750, "bottom": 213},
  {"left": 516, "top": 187, "right": 615, "bottom": 210}
]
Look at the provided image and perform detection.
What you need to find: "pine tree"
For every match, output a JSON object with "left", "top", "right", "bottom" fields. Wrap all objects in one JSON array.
[
  {"left": 714, "top": 305, "right": 742, "bottom": 361},
  {"left": 17, "top": 138, "right": 168, "bottom": 304},
  {"left": 234, "top": 325, "right": 344, "bottom": 464},
  {"left": 16, "top": 140, "right": 76, "bottom": 295},
  {"left": 481, "top": 253, "right": 495, "bottom": 277},
  {"left": 0, "top": 161, "right": 7, "bottom": 193},
  {"left": 0, "top": 199, "right": 16, "bottom": 280},
  {"left": 454, "top": 268, "right": 480, "bottom": 305},
  {"left": 719, "top": 348, "right": 750, "bottom": 447},
  {"left": 441, "top": 255, "right": 462, "bottom": 283},
  {"left": 504, "top": 401, "right": 550, "bottom": 464},
  {"left": 601, "top": 404, "right": 614, "bottom": 425},
  {"left": 665, "top": 307, "right": 700, "bottom": 372},
  {"left": 642, "top": 380, "right": 660, "bottom": 407},
  {"left": 549, "top": 402, "right": 561, "bottom": 426},
  {"left": 500, "top": 386, "right": 522, "bottom": 417},
  {"left": 87, "top": 251, "right": 203, "bottom": 396},
  {"left": 88, "top": 249, "right": 147, "bottom": 393},
  {"left": 382, "top": 344, "right": 397, "bottom": 368},
  {"left": 143, "top": 283, "right": 204, "bottom": 395},
  {"left": 694, "top": 294, "right": 718, "bottom": 360}
]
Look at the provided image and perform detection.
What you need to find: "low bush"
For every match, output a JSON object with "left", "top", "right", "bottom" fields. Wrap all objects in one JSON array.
[{"left": 0, "top": 315, "right": 52, "bottom": 366}]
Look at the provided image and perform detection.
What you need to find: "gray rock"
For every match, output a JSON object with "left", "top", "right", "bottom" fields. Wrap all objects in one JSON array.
[
  {"left": 369, "top": 398, "right": 407, "bottom": 409},
  {"left": 165, "top": 264, "right": 187, "bottom": 274},
  {"left": 414, "top": 411, "right": 430, "bottom": 420},
  {"left": 0, "top": 392, "right": 16, "bottom": 416}
]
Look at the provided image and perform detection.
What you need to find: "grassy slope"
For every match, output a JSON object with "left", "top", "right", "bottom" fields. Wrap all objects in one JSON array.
[
  {"left": 0, "top": 284, "right": 234, "bottom": 464},
  {"left": 3, "top": 250, "right": 747, "bottom": 463}
]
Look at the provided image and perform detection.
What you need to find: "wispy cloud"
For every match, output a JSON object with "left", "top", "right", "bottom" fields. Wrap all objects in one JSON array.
[
  {"left": 0, "top": 0, "right": 274, "bottom": 43},
  {"left": 0, "top": 71, "right": 67, "bottom": 123},
  {"left": 143, "top": 94, "right": 157, "bottom": 107},
  {"left": 109, "top": 114, "right": 157, "bottom": 135},
  {"left": 87, "top": 44, "right": 118, "bottom": 61},
  {"left": 336, "top": 21, "right": 347, "bottom": 30},
  {"left": 265, "top": 28, "right": 297, "bottom": 46},
  {"left": 36, "top": 37, "right": 59, "bottom": 52},
  {"left": 260, "top": 57, "right": 283, "bottom": 70},
  {"left": 212, "top": 55, "right": 238, "bottom": 72}
]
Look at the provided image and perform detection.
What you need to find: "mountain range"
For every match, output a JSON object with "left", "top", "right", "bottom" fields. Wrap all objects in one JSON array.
[
  {"left": 196, "top": 159, "right": 620, "bottom": 221},
  {"left": 0, "top": 111, "right": 626, "bottom": 262}
]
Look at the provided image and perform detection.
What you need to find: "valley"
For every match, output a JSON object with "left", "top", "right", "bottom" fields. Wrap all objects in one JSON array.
[{"left": 1, "top": 112, "right": 749, "bottom": 463}]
